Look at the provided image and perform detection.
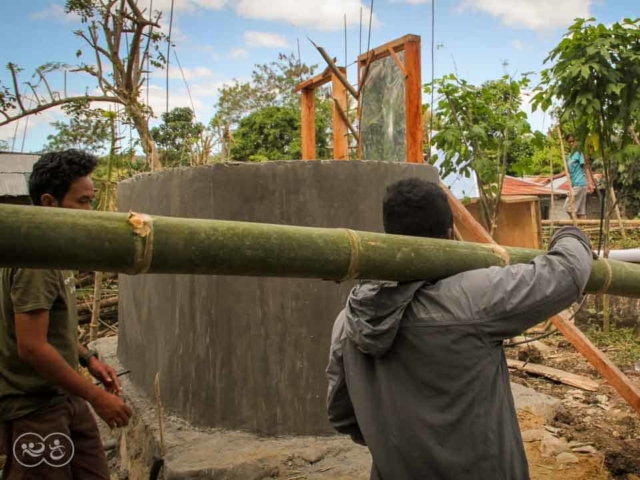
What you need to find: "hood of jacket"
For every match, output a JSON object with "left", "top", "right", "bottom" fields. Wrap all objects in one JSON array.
[{"left": 343, "top": 280, "right": 425, "bottom": 357}]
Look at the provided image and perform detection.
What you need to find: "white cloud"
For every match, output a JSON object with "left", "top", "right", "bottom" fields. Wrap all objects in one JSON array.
[
  {"left": 389, "top": 0, "right": 429, "bottom": 4},
  {"left": 150, "top": 0, "right": 228, "bottom": 13},
  {"left": 235, "top": 0, "right": 376, "bottom": 31},
  {"left": 460, "top": 0, "right": 591, "bottom": 31},
  {"left": 512, "top": 39, "right": 524, "bottom": 50},
  {"left": 229, "top": 48, "right": 249, "bottom": 59},
  {"left": 31, "top": 3, "right": 80, "bottom": 22},
  {"left": 244, "top": 31, "right": 289, "bottom": 49},
  {"left": 152, "top": 66, "right": 215, "bottom": 80}
]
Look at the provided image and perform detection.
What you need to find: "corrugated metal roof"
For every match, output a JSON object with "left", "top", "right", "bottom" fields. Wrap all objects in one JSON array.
[
  {"left": 502, "top": 176, "right": 567, "bottom": 196},
  {"left": 0, "top": 173, "right": 29, "bottom": 197},
  {"left": 0, "top": 153, "right": 40, "bottom": 173}
]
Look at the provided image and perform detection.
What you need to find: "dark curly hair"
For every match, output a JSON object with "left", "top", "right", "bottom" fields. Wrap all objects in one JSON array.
[
  {"left": 383, "top": 177, "right": 453, "bottom": 239},
  {"left": 29, "top": 150, "right": 98, "bottom": 206}
]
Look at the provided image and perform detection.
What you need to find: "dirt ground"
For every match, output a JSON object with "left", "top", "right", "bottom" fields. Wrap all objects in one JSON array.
[{"left": 507, "top": 335, "right": 640, "bottom": 480}]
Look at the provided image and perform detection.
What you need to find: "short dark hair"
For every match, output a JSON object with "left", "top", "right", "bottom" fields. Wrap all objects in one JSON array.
[
  {"left": 565, "top": 133, "right": 576, "bottom": 141},
  {"left": 383, "top": 177, "right": 453, "bottom": 239},
  {"left": 29, "top": 150, "right": 98, "bottom": 205}
]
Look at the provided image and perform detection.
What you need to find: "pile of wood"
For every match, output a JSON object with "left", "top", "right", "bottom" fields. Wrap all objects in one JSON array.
[{"left": 75, "top": 272, "right": 118, "bottom": 342}]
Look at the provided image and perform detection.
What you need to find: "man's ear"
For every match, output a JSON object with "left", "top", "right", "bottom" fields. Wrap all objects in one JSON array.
[{"left": 40, "top": 194, "right": 58, "bottom": 207}]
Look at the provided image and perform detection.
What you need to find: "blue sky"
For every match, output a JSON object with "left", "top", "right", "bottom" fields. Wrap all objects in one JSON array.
[{"left": 0, "top": 0, "right": 637, "bottom": 153}]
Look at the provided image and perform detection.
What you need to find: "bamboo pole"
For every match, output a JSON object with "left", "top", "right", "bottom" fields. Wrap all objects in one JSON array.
[
  {"left": 90, "top": 118, "right": 116, "bottom": 342},
  {"left": 557, "top": 126, "right": 578, "bottom": 225},
  {"left": 89, "top": 272, "right": 103, "bottom": 341},
  {"left": 3, "top": 204, "right": 640, "bottom": 298},
  {"left": 609, "top": 186, "right": 626, "bottom": 239},
  {"left": 542, "top": 219, "right": 640, "bottom": 226},
  {"left": 549, "top": 151, "right": 555, "bottom": 235}
]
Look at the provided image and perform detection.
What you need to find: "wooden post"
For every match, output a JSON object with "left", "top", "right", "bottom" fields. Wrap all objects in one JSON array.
[
  {"left": 89, "top": 271, "right": 102, "bottom": 342},
  {"left": 553, "top": 311, "right": 640, "bottom": 416},
  {"left": 301, "top": 88, "right": 316, "bottom": 160},
  {"left": 557, "top": 127, "right": 578, "bottom": 225},
  {"left": 549, "top": 151, "right": 556, "bottom": 236},
  {"left": 440, "top": 182, "right": 494, "bottom": 244},
  {"left": 404, "top": 38, "right": 423, "bottom": 163},
  {"left": 609, "top": 186, "right": 626, "bottom": 239},
  {"left": 332, "top": 70, "right": 349, "bottom": 160}
]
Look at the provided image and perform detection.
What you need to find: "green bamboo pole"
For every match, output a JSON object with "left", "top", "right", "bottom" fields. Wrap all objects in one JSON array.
[{"left": 1, "top": 203, "right": 639, "bottom": 298}]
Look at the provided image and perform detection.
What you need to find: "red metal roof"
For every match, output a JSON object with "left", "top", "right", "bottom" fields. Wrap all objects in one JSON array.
[
  {"left": 502, "top": 176, "right": 565, "bottom": 196},
  {"left": 522, "top": 173, "right": 601, "bottom": 193}
]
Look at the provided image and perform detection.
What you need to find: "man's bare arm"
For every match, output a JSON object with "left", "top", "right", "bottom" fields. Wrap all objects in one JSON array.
[{"left": 15, "top": 310, "right": 131, "bottom": 427}]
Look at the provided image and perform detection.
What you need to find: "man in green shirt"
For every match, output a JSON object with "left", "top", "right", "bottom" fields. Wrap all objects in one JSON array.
[{"left": 0, "top": 150, "right": 132, "bottom": 479}]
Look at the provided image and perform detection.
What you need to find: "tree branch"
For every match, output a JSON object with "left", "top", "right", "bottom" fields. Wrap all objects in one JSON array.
[
  {"left": 26, "top": 83, "right": 42, "bottom": 106},
  {"left": 37, "top": 69, "right": 55, "bottom": 102},
  {"left": 0, "top": 95, "right": 123, "bottom": 127},
  {"left": 308, "top": 39, "right": 358, "bottom": 99},
  {"left": 8, "top": 63, "right": 26, "bottom": 112}
]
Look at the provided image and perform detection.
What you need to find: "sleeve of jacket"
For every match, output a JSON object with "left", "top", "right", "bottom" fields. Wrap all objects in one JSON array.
[
  {"left": 451, "top": 227, "right": 594, "bottom": 342},
  {"left": 326, "top": 310, "right": 366, "bottom": 446}
]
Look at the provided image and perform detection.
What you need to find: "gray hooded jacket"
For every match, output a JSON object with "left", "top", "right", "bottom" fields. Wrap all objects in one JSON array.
[{"left": 326, "top": 229, "right": 593, "bottom": 480}]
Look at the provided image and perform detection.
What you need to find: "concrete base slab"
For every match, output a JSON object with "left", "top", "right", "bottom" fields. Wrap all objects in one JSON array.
[{"left": 93, "top": 337, "right": 561, "bottom": 479}]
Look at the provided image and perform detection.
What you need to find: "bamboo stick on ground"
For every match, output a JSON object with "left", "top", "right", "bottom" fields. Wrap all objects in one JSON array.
[{"left": 77, "top": 296, "right": 119, "bottom": 312}]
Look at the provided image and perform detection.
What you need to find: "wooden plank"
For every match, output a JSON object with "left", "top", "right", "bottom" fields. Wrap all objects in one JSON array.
[
  {"left": 404, "top": 38, "right": 423, "bottom": 164},
  {"left": 300, "top": 88, "right": 316, "bottom": 160},
  {"left": 551, "top": 311, "right": 640, "bottom": 415},
  {"left": 332, "top": 72, "right": 349, "bottom": 160},
  {"left": 357, "top": 34, "right": 420, "bottom": 65},
  {"left": 507, "top": 359, "right": 599, "bottom": 392},
  {"left": 294, "top": 66, "right": 332, "bottom": 93},
  {"left": 440, "top": 183, "right": 494, "bottom": 243},
  {"left": 387, "top": 47, "right": 407, "bottom": 77}
]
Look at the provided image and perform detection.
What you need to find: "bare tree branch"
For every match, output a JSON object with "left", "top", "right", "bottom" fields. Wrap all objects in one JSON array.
[
  {"left": 0, "top": 95, "right": 122, "bottom": 127},
  {"left": 26, "top": 83, "right": 42, "bottom": 106},
  {"left": 8, "top": 63, "right": 26, "bottom": 112},
  {"left": 37, "top": 69, "right": 55, "bottom": 102}
]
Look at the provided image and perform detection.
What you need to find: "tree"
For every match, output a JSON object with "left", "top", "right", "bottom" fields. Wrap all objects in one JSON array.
[
  {"left": 229, "top": 103, "right": 331, "bottom": 161},
  {"left": 533, "top": 17, "right": 640, "bottom": 238},
  {"left": 43, "top": 109, "right": 111, "bottom": 153},
  {"left": 151, "top": 107, "right": 204, "bottom": 167},
  {"left": 0, "top": 0, "right": 167, "bottom": 170},
  {"left": 425, "top": 74, "right": 535, "bottom": 235},
  {"left": 509, "top": 129, "right": 563, "bottom": 177},
  {"left": 213, "top": 53, "right": 333, "bottom": 160},
  {"left": 0, "top": 140, "right": 8, "bottom": 152}
]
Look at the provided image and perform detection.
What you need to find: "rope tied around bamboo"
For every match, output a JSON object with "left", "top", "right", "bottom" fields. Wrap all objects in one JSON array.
[
  {"left": 340, "top": 229, "right": 362, "bottom": 282},
  {"left": 128, "top": 212, "right": 154, "bottom": 275},
  {"left": 595, "top": 258, "right": 613, "bottom": 295}
]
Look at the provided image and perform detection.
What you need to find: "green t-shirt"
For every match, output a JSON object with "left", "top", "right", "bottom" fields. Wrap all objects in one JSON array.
[{"left": 0, "top": 268, "right": 78, "bottom": 421}]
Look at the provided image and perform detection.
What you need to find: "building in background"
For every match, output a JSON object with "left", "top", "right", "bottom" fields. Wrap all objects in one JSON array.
[{"left": 0, "top": 152, "right": 39, "bottom": 205}]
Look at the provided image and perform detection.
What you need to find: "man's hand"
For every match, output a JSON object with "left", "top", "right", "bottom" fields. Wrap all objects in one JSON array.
[
  {"left": 87, "top": 357, "right": 121, "bottom": 395},
  {"left": 90, "top": 389, "right": 133, "bottom": 429}
]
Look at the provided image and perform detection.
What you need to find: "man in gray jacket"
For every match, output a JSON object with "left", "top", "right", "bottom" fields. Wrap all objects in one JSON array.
[{"left": 326, "top": 177, "right": 593, "bottom": 480}]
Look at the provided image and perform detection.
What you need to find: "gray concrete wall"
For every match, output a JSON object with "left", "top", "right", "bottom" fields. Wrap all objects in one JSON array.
[{"left": 117, "top": 160, "right": 439, "bottom": 436}]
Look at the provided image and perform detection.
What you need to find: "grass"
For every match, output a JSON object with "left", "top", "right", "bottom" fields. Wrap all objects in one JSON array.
[{"left": 585, "top": 324, "right": 640, "bottom": 367}]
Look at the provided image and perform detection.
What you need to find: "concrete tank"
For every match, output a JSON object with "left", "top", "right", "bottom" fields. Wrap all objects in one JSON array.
[{"left": 117, "top": 160, "right": 440, "bottom": 435}]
